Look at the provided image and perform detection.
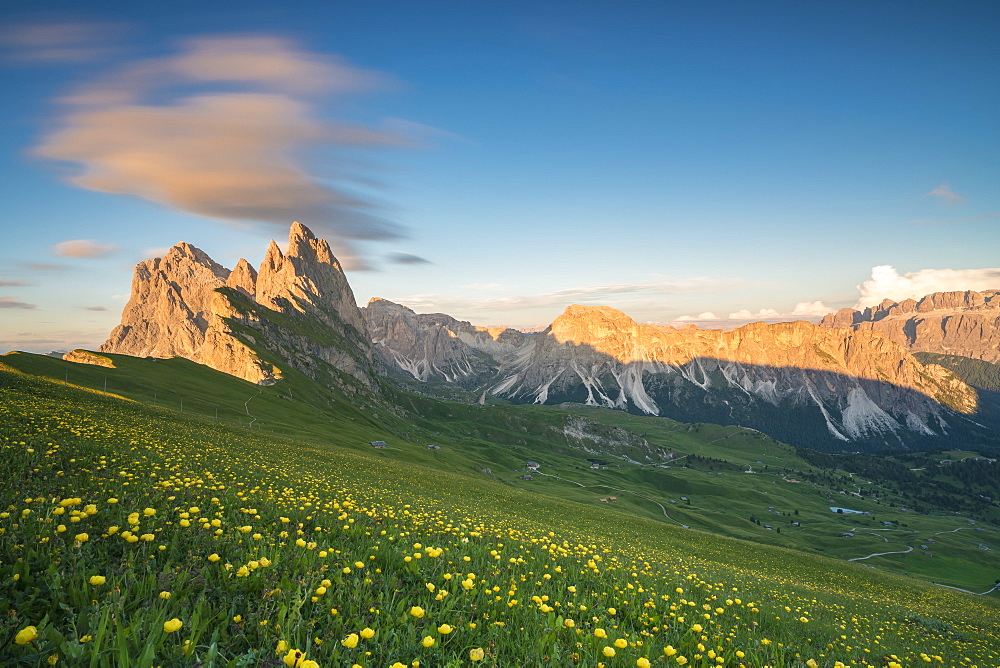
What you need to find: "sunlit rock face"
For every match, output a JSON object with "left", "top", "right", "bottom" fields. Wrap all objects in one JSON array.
[
  {"left": 819, "top": 289, "right": 1000, "bottom": 363},
  {"left": 370, "top": 301, "right": 980, "bottom": 450},
  {"left": 101, "top": 222, "right": 373, "bottom": 388},
  {"left": 100, "top": 242, "right": 229, "bottom": 361}
]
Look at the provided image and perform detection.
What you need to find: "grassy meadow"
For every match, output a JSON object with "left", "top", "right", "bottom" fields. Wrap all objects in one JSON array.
[{"left": 1, "top": 354, "right": 999, "bottom": 666}]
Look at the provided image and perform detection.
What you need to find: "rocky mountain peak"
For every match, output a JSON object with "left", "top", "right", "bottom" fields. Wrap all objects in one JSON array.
[
  {"left": 226, "top": 258, "right": 258, "bottom": 298},
  {"left": 101, "top": 222, "right": 373, "bottom": 387},
  {"left": 255, "top": 222, "right": 366, "bottom": 335},
  {"left": 820, "top": 288, "right": 1000, "bottom": 362}
]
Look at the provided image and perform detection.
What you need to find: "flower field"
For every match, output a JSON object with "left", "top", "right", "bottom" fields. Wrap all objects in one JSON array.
[{"left": 2, "top": 366, "right": 999, "bottom": 667}]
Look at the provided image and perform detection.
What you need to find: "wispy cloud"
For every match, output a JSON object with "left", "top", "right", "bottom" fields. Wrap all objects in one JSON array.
[
  {"left": 924, "top": 182, "right": 965, "bottom": 202},
  {"left": 84, "top": 305, "right": 108, "bottom": 311},
  {"left": 0, "top": 297, "right": 37, "bottom": 309},
  {"left": 21, "top": 262, "right": 69, "bottom": 272},
  {"left": 391, "top": 277, "right": 744, "bottom": 315},
  {"left": 0, "top": 279, "right": 30, "bottom": 287},
  {"left": 34, "top": 35, "right": 411, "bottom": 267},
  {"left": 52, "top": 239, "right": 119, "bottom": 258},
  {"left": 386, "top": 251, "right": 432, "bottom": 265},
  {"left": 856, "top": 265, "right": 1000, "bottom": 308},
  {"left": 669, "top": 301, "right": 834, "bottom": 329},
  {"left": 0, "top": 21, "right": 123, "bottom": 63}
]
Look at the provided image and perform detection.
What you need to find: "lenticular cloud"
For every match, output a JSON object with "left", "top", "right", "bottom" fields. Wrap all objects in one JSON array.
[{"left": 34, "top": 35, "right": 407, "bottom": 261}]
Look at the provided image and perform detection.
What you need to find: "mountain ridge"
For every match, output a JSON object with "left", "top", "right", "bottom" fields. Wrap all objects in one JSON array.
[
  {"left": 93, "top": 222, "right": 996, "bottom": 451},
  {"left": 820, "top": 289, "right": 1000, "bottom": 362}
]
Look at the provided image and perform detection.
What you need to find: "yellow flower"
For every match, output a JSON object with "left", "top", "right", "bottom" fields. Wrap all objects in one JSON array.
[
  {"left": 603, "top": 646, "right": 616, "bottom": 658},
  {"left": 208, "top": 553, "right": 220, "bottom": 562},
  {"left": 89, "top": 575, "right": 106, "bottom": 586},
  {"left": 47, "top": 655, "right": 58, "bottom": 665},
  {"left": 614, "top": 638, "right": 628, "bottom": 648},
  {"left": 410, "top": 605, "right": 425, "bottom": 618},
  {"left": 595, "top": 628, "right": 608, "bottom": 638},
  {"left": 163, "top": 618, "right": 183, "bottom": 633},
  {"left": 691, "top": 623, "right": 703, "bottom": 633},
  {"left": 637, "top": 659, "right": 651, "bottom": 668},
  {"left": 421, "top": 635, "right": 435, "bottom": 647},
  {"left": 276, "top": 640, "right": 289, "bottom": 655},
  {"left": 664, "top": 646, "right": 677, "bottom": 656},
  {"left": 143, "top": 507, "right": 156, "bottom": 516},
  {"left": 469, "top": 648, "right": 485, "bottom": 661},
  {"left": 74, "top": 533, "right": 89, "bottom": 543},
  {"left": 15, "top": 625, "right": 38, "bottom": 645},
  {"left": 341, "top": 633, "right": 359, "bottom": 648},
  {"left": 676, "top": 657, "right": 688, "bottom": 665},
  {"left": 159, "top": 591, "right": 171, "bottom": 599},
  {"left": 437, "top": 624, "right": 453, "bottom": 634},
  {"left": 283, "top": 649, "right": 306, "bottom": 666},
  {"left": 360, "top": 627, "right": 375, "bottom": 639},
  {"left": 608, "top": 607, "right": 617, "bottom": 615}
]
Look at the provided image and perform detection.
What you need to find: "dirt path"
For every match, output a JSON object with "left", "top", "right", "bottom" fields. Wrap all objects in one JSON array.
[{"left": 848, "top": 546, "right": 913, "bottom": 562}]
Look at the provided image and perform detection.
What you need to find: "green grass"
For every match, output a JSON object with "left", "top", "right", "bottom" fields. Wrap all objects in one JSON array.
[
  {"left": 4, "top": 351, "right": 999, "bottom": 597},
  {"left": 1, "top": 359, "right": 1000, "bottom": 666}
]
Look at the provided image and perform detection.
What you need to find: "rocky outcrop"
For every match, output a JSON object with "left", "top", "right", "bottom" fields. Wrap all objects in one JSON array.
[
  {"left": 101, "top": 222, "right": 373, "bottom": 388},
  {"left": 62, "top": 349, "right": 115, "bottom": 368},
  {"left": 820, "top": 290, "right": 1000, "bottom": 362}
]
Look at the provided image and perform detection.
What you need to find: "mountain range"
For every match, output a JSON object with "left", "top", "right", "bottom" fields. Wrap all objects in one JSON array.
[{"left": 93, "top": 222, "right": 999, "bottom": 452}]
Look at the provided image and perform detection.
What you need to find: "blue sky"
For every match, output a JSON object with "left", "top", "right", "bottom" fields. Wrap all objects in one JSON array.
[{"left": 1, "top": 0, "right": 998, "bottom": 352}]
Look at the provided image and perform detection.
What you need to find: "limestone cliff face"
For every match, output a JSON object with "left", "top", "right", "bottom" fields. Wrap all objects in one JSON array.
[
  {"left": 99, "top": 242, "right": 229, "bottom": 360},
  {"left": 363, "top": 298, "right": 526, "bottom": 384},
  {"left": 819, "top": 290, "right": 1000, "bottom": 362},
  {"left": 369, "top": 301, "right": 980, "bottom": 449},
  {"left": 100, "top": 223, "right": 372, "bottom": 388}
]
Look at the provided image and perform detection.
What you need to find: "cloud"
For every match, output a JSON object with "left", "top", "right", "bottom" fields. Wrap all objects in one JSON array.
[
  {"left": 668, "top": 302, "right": 835, "bottom": 329},
  {"left": 387, "top": 251, "right": 432, "bottom": 265},
  {"left": 924, "top": 182, "right": 964, "bottom": 202},
  {"left": 84, "top": 305, "right": 108, "bottom": 311},
  {"left": 21, "top": 262, "right": 69, "bottom": 272},
  {"left": 391, "top": 277, "right": 744, "bottom": 314},
  {"left": 0, "top": 21, "right": 123, "bottom": 63},
  {"left": 791, "top": 300, "right": 836, "bottom": 317},
  {"left": 0, "top": 279, "right": 30, "bottom": 287},
  {"left": 34, "top": 35, "right": 409, "bottom": 258},
  {"left": 0, "top": 297, "right": 37, "bottom": 309},
  {"left": 856, "top": 265, "right": 1000, "bottom": 308},
  {"left": 52, "top": 239, "right": 119, "bottom": 258}
]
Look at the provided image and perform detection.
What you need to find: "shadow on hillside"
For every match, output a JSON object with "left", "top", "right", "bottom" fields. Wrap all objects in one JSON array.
[{"left": 490, "top": 335, "right": 1000, "bottom": 454}]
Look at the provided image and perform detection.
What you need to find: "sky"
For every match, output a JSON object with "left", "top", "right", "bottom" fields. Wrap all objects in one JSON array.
[{"left": 1, "top": 0, "right": 998, "bottom": 353}]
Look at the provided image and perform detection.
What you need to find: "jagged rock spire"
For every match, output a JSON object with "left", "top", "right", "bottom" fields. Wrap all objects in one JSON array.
[{"left": 256, "top": 222, "right": 367, "bottom": 335}]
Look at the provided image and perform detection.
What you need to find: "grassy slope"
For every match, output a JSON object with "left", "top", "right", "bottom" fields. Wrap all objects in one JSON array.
[
  {"left": 4, "top": 351, "right": 999, "bottom": 596},
  {"left": 1, "top": 364, "right": 999, "bottom": 666}
]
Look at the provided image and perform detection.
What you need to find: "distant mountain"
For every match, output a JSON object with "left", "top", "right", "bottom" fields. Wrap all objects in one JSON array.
[
  {"left": 365, "top": 300, "right": 987, "bottom": 451},
  {"left": 820, "top": 289, "right": 1000, "bottom": 363}
]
